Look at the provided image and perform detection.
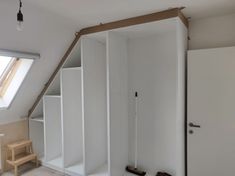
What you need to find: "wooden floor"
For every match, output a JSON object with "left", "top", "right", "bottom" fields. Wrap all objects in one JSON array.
[{"left": 2, "top": 163, "right": 65, "bottom": 176}]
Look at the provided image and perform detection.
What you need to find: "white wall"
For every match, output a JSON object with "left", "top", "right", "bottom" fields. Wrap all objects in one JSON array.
[
  {"left": 127, "top": 32, "right": 178, "bottom": 176},
  {"left": 176, "top": 19, "right": 188, "bottom": 176},
  {"left": 0, "top": 1, "right": 77, "bottom": 124},
  {"left": 189, "top": 13, "right": 235, "bottom": 50}
]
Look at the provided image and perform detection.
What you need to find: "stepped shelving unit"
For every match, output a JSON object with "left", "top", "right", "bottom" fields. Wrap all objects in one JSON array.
[
  {"left": 29, "top": 40, "right": 83, "bottom": 175},
  {"left": 29, "top": 12, "right": 187, "bottom": 176}
]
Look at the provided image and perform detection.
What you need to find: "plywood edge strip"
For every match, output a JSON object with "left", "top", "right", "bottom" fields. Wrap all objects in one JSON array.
[{"left": 28, "top": 33, "right": 81, "bottom": 117}]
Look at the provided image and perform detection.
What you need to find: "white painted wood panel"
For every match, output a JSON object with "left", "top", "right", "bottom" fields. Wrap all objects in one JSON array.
[
  {"left": 188, "top": 46, "right": 235, "bottom": 176},
  {"left": 107, "top": 32, "right": 129, "bottom": 176},
  {"left": 43, "top": 96, "right": 62, "bottom": 163},
  {"left": 61, "top": 68, "right": 83, "bottom": 170},
  {"left": 175, "top": 19, "right": 188, "bottom": 176},
  {"left": 81, "top": 36, "right": 107, "bottom": 175}
]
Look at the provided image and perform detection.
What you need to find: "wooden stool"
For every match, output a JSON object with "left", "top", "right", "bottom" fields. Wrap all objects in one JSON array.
[{"left": 6, "top": 140, "right": 38, "bottom": 176}]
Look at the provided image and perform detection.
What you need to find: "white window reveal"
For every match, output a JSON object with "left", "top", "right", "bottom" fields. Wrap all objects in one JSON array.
[{"left": 0, "top": 50, "right": 40, "bottom": 109}]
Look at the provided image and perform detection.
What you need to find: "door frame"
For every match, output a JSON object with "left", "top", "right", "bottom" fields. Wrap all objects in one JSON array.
[{"left": 185, "top": 57, "right": 188, "bottom": 176}]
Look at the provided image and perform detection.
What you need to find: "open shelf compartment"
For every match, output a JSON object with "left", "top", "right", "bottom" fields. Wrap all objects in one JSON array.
[
  {"left": 61, "top": 67, "right": 84, "bottom": 175},
  {"left": 43, "top": 95, "right": 63, "bottom": 171}
]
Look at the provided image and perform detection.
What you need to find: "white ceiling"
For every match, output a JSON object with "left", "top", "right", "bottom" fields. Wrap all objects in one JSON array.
[{"left": 25, "top": 0, "right": 235, "bottom": 30}]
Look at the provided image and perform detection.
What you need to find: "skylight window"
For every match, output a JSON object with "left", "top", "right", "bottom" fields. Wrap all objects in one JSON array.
[
  {"left": 0, "top": 56, "right": 14, "bottom": 76},
  {"left": 0, "top": 57, "right": 18, "bottom": 96},
  {"left": 0, "top": 49, "right": 39, "bottom": 109},
  {"left": 0, "top": 56, "right": 34, "bottom": 109}
]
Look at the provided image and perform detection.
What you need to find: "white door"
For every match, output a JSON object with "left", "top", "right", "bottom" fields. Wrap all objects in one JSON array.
[{"left": 188, "top": 47, "right": 235, "bottom": 176}]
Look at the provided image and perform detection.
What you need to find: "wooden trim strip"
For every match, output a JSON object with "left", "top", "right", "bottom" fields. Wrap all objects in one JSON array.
[
  {"left": 80, "top": 8, "right": 187, "bottom": 35},
  {"left": 28, "top": 33, "right": 81, "bottom": 117},
  {"left": 178, "top": 9, "right": 189, "bottom": 28},
  {"left": 28, "top": 8, "right": 188, "bottom": 117}
]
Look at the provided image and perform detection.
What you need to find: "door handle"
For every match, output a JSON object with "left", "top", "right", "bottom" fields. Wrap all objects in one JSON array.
[{"left": 189, "top": 123, "right": 201, "bottom": 128}]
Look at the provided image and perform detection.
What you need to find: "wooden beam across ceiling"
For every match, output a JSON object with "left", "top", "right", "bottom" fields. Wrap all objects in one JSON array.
[{"left": 80, "top": 8, "right": 188, "bottom": 35}]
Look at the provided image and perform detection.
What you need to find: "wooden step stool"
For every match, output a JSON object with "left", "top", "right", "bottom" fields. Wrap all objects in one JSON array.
[{"left": 6, "top": 140, "right": 38, "bottom": 176}]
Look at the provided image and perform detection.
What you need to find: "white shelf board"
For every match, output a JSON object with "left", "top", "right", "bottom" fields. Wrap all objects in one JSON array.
[
  {"left": 44, "top": 156, "right": 64, "bottom": 172},
  {"left": 88, "top": 164, "right": 108, "bottom": 176},
  {"left": 44, "top": 95, "right": 61, "bottom": 98},
  {"left": 62, "top": 67, "right": 82, "bottom": 71},
  {"left": 65, "top": 161, "right": 84, "bottom": 176},
  {"left": 30, "top": 116, "right": 44, "bottom": 123}
]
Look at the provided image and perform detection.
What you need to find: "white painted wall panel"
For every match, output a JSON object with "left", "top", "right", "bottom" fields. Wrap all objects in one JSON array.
[
  {"left": 176, "top": 19, "right": 188, "bottom": 176},
  {"left": 189, "top": 13, "right": 235, "bottom": 49}
]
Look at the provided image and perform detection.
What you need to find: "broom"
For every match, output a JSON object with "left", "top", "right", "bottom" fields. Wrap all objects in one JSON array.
[{"left": 126, "top": 92, "right": 146, "bottom": 176}]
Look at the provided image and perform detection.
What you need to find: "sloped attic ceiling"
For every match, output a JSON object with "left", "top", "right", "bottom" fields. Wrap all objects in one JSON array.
[
  {"left": 26, "top": 0, "right": 235, "bottom": 30},
  {"left": 0, "top": 1, "right": 77, "bottom": 124}
]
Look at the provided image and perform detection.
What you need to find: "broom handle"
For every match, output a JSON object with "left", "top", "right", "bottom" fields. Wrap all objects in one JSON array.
[{"left": 135, "top": 92, "right": 138, "bottom": 169}]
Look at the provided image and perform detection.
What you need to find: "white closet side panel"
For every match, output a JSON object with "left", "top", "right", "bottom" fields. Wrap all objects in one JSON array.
[
  {"left": 29, "top": 120, "right": 44, "bottom": 159},
  {"left": 175, "top": 19, "right": 188, "bottom": 176},
  {"left": 43, "top": 96, "right": 62, "bottom": 162},
  {"left": 107, "top": 32, "right": 129, "bottom": 176},
  {"left": 81, "top": 37, "right": 107, "bottom": 174},
  {"left": 61, "top": 68, "right": 83, "bottom": 168}
]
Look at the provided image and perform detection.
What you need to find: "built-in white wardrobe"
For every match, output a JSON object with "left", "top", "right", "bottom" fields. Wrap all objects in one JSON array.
[{"left": 29, "top": 16, "right": 187, "bottom": 176}]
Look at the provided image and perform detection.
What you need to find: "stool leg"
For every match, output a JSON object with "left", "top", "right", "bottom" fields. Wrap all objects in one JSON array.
[
  {"left": 12, "top": 149, "right": 15, "bottom": 161},
  {"left": 35, "top": 157, "right": 38, "bottom": 167},
  {"left": 5, "top": 148, "right": 8, "bottom": 169},
  {"left": 14, "top": 165, "right": 18, "bottom": 176}
]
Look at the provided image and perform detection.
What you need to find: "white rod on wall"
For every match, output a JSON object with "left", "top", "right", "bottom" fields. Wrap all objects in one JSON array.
[{"left": 0, "top": 49, "right": 40, "bottom": 60}]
